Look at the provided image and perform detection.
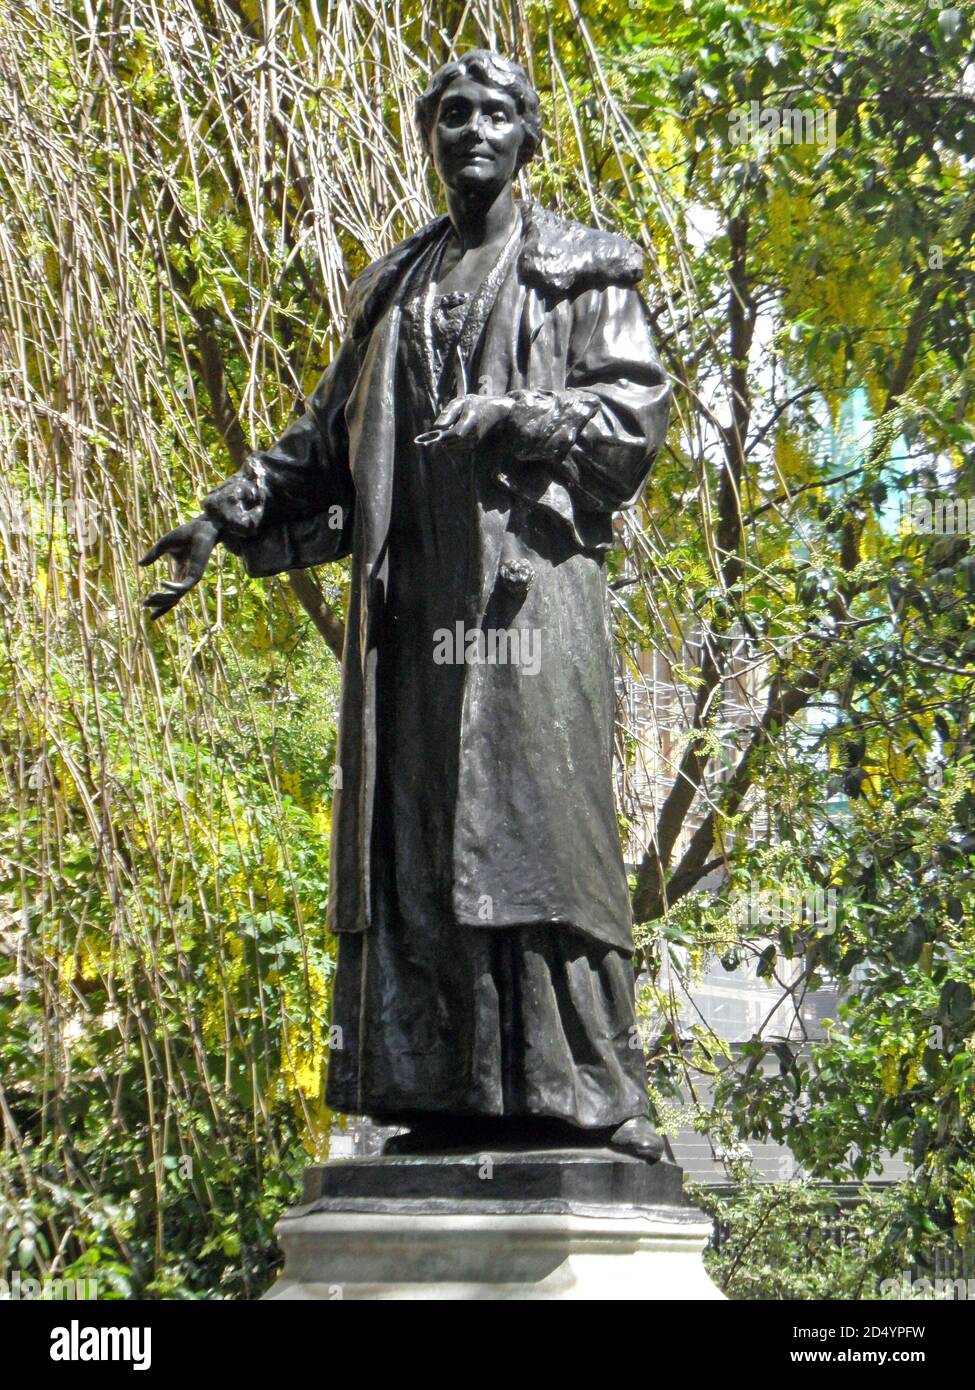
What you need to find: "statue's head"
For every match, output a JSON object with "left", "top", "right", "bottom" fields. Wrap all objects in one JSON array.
[{"left": 415, "top": 50, "right": 542, "bottom": 196}]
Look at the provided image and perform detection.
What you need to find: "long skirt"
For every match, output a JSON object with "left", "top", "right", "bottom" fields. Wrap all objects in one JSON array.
[{"left": 325, "top": 912, "right": 648, "bottom": 1130}]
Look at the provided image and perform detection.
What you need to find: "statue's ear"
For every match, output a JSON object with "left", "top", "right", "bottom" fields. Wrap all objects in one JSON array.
[{"left": 515, "top": 132, "right": 539, "bottom": 174}]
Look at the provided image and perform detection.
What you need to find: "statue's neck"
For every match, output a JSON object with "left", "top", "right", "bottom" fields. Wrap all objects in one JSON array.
[{"left": 445, "top": 185, "right": 519, "bottom": 253}]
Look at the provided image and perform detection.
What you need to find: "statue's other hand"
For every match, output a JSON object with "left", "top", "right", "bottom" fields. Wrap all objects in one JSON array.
[
  {"left": 429, "top": 394, "right": 513, "bottom": 454},
  {"left": 139, "top": 514, "right": 221, "bottom": 621}
]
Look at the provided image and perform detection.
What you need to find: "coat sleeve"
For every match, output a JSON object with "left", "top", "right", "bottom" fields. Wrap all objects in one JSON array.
[
  {"left": 201, "top": 337, "right": 359, "bottom": 577},
  {"left": 498, "top": 285, "right": 670, "bottom": 516}
]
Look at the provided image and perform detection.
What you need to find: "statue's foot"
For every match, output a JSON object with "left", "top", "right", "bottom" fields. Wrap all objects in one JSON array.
[
  {"left": 608, "top": 1117, "right": 666, "bottom": 1164},
  {"left": 383, "top": 1119, "right": 461, "bottom": 1155},
  {"left": 382, "top": 1114, "right": 667, "bottom": 1160}
]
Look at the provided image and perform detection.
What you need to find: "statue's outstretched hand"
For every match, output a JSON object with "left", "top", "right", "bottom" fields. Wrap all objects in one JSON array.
[{"left": 139, "top": 514, "right": 221, "bottom": 621}]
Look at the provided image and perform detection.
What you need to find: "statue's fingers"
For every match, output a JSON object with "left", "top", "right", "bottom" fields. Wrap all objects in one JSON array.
[
  {"left": 433, "top": 398, "right": 465, "bottom": 431},
  {"left": 432, "top": 425, "right": 463, "bottom": 450},
  {"left": 140, "top": 523, "right": 190, "bottom": 565},
  {"left": 450, "top": 402, "right": 479, "bottom": 438},
  {"left": 143, "top": 574, "right": 196, "bottom": 614},
  {"left": 139, "top": 539, "right": 167, "bottom": 566},
  {"left": 143, "top": 591, "right": 177, "bottom": 620}
]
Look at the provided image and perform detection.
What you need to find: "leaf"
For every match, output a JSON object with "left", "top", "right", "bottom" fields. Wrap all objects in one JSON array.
[
  {"left": 893, "top": 922, "right": 925, "bottom": 966},
  {"left": 939, "top": 980, "right": 973, "bottom": 1025},
  {"left": 756, "top": 944, "right": 777, "bottom": 979}
]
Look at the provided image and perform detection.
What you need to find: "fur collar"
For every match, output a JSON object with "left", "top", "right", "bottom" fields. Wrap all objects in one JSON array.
[
  {"left": 346, "top": 202, "right": 643, "bottom": 339},
  {"left": 518, "top": 204, "right": 643, "bottom": 294}
]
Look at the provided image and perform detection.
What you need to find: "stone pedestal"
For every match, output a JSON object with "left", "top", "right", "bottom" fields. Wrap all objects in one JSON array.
[{"left": 263, "top": 1149, "right": 725, "bottom": 1301}]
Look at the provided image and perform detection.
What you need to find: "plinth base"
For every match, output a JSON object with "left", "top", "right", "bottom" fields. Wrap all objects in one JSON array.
[{"left": 262, "top": 1149, "right": 725, "bottom": 1301}]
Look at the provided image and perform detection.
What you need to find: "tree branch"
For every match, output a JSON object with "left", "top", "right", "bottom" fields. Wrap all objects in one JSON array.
[
  {"left": 632, "top": 209, "right": 756, "bottom": 916},
  {"left": 285, "top": 569, "right": 345, "bottom": 658}
]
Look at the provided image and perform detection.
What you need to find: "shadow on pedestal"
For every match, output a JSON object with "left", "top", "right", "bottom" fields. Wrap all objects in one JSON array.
[{"left": 263, "top": 1148, "right": 726, "bottom": 1300}]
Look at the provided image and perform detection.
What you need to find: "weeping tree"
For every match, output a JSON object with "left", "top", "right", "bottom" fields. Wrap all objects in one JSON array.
[{"left": 0, "top": 0, "right": 972, "bottom": 1296}]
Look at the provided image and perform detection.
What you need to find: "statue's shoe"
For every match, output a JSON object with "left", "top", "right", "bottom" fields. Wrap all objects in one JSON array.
[{"left": 608, "top": 1117, "right": 666, "bottom": 1163}]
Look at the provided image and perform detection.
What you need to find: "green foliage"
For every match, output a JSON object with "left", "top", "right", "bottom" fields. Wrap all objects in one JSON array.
[
  {"left": 694, "top": 1178, "right": 965, "bottom": 1301},
  {"left": 0, "top": 614, "right": 338, "bottom": 1297}
]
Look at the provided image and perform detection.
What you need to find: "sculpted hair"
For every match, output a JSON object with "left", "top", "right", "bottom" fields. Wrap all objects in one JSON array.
[{"left": 415, "top": 50, "right": 542, "bottom": 171}]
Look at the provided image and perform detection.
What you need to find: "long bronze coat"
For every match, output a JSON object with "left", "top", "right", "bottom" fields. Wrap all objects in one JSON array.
[{"left": 206, "top": 202, "right": 670, "bottom": 955}]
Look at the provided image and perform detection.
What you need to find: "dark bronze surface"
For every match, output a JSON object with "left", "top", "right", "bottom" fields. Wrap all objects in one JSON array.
[
  {"left": 142, "top": 51, "right": 671, "bottom": 1158},
  {"left": 301, "top": 1150, "right": 686, "bottom": 1211}
]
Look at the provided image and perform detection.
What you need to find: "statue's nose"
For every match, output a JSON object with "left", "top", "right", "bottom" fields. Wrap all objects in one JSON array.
[{"left": 457, "top": 113, "right": 491, "bottom": 142}]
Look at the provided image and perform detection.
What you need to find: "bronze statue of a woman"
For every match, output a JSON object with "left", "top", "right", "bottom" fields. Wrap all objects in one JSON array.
[{"left": 142, "top": 51, "right": 671, "bottom": 1161}]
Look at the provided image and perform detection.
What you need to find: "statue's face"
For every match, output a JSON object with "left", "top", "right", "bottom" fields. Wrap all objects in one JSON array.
[{"left": 431, "top": 75, "right": 524, "bottom": 196}]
